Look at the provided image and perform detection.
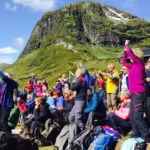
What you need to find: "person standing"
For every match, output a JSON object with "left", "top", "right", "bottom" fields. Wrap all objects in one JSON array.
[
  {"left": 99, "top": 63, "right": 119, "bottom": 112},
  {"left": 123, "top": 40, "right": 150, "bottom": 142},
  {"left": 0, "top": 71, "right": 18, "bottom": 132},
  {"left": 69, "top": 68, "right": 87, "bottom": 131}
]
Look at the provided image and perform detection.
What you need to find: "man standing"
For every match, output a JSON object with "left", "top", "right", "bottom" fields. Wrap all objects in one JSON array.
[{"left": 99, "top": 63, "right": 119, "bottom": 112}]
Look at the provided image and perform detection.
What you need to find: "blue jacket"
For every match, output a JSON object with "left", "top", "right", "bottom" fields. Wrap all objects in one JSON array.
[
  {"left": 26, "top": 98, "right": 35, "bottom": 106},
  {"left": 81, "top": 66, "right": 90, "bottom": 88},
  {"left": 71, "top": 77, "right": 87, "bottom": 101},
  {"left": 0, "top": 71, "right": 18, "bottom": 108},
  {"left": 54, "top": 96, "right": 64, "bottom": 109},
  {"left": 84, "top": 92, "right": 106, "bottom": 115},
  {"left": 46, "top": 97, "right": 54, "bottom": 110}
]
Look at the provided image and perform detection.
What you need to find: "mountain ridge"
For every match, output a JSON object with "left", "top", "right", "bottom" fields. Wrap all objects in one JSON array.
[{"left": 4, "top": 1, "right": 150, "bottom": 88}]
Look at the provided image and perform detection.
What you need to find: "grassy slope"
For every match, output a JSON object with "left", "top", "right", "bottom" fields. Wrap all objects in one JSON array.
[{"left": 4, "top": 44, "right": 123, "bottom": 90}]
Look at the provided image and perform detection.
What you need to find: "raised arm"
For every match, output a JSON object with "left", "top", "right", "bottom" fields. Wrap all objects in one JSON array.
[
  {"left": 125, "top": 41, "right": 141, "bottom": 64},
  {"left": 0, "top": 71, "right": 10, "bottom": 83},
  {"left": 122, "top": 51, "right": 133, "bottom": 69}
]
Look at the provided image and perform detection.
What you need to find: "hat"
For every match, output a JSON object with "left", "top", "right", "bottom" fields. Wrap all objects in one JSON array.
[{"left": 99, "top": 79, "right": 105, "bottom": 86}]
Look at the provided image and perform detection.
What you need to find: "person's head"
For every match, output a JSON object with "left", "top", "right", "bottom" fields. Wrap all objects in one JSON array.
[
  {"left": 28, "top": 80, "right": 32, "bottom": 84},
  {"left": 27, "top": 94, "right": 32, "bottom": 100},
  {"left": 121, "top": 66, "right": 129, "bottom": 74},
  {"left": 56, "top": 79, "right": 61, "bottom": 85},
  {"left": 38, "top": 81, "right": 41, "bottom": 85},
  {"left": 43, "top": 79, "right": 46, "bottom": 83},
  {"left": 35, "top": 96, "right": 45, "bottom": 106},
  {"left": 53, "top": 90, "right": 60, "bottom": 98},
  {"left": 107, "top": 63, "right": 115, "bottom": 73},
  {"left": 131, "top": 48, "right": 144, "bottom": 62},
  {"left": 120, "top": 89, "right": 130, "bottom": 102},
  {"left": 98, "top": 79, "right": 105, "bottom": 89},
  {"left": 4, "top": 72, "right": 13, "bottom": 79},
  {"left": 46, "top": 90, "right": 53, "bottom": 97},
  {"left": 31, "top": 74, "right": 35, "bottom": 78},
  {"left": 91, "top": 71, "right": 96, "bottom": 76},
  {"left": 75, "top": 68, "right": 85, "bottom": 78},
  {"left": 17, "top": 97, "right": 22, "bottom": 102},
  {"left": 64, "top": 89, "right": 71, "bottom": 100},
  {"left": 62, "top": 74, "right": 66, "bottom": 79},
  {"left": 86, "top": 89, "right": 92, "bottom": 101}
]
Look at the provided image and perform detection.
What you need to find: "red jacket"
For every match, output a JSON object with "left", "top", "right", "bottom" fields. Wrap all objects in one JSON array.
[
  {"left": 25, "top": 83, "right": 33, "bottom": 93},
  {"left": 17, "top": 101, "right": 27, "bottom": 112}
]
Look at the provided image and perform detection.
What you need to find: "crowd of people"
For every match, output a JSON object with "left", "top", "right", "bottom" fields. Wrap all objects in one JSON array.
[{"left": 0, "top": 40, "right": 150, "bottom": 145}]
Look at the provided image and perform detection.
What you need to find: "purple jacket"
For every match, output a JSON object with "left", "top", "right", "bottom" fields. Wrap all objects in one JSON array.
[{"left": 122, "top": 44, "right": 146, "bottom": 94}]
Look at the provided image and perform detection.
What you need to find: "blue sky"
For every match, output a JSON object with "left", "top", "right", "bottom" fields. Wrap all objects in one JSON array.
[{"left": 0, "top": 0, "right": 150, "bottom": 64}]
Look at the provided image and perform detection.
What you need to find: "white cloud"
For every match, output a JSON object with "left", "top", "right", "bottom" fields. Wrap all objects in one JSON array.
[
  {"left": 14, "top": 37, "right": 24, "bottom": 48},
  {"left": 12, "top": 0, "right": 55, "bottom": 12},
  {"left": 4, "top": 2, "right": 17, "bottom": 12},
  {"left": 0, "top": 47, "right": 19, "bottom": 54},
  {"left": 0, "top": 56, "right": 14, "bottom": 64}
]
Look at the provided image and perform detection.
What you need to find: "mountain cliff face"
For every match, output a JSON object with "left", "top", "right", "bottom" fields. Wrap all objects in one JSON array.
[
  {"left": 21, "top": 1, "right": 150, "bottom": 56},
  {"left": 5, "top": 2, "right": 150, "bottom": 88}
]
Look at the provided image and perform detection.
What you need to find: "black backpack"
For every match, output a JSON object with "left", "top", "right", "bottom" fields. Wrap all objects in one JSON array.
[{"left": 0, "top": 131, "right": 38, "bottom": 150}]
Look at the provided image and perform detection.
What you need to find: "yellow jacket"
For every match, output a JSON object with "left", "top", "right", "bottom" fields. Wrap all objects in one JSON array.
[{"left": 102, "top": 69, "right": 119, "bottom": 94}]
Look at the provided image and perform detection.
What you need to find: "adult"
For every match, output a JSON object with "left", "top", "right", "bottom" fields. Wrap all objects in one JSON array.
[
  {"left": 30, "top": 73, "right": 37, "bottom": 85},
  {"left": 89, "top": 71, "right": 97, "bottom": 93},
  {"left": 99, "top": 63, "right": 119, "bottom": 112},
  {"left": 119, "top": 66, "right": 129, "bottom": 92},
  {"left": 123, "top": 40, "right": 150, "bottom": 142},
  {"left": 0, "top": 71, "right": 18, "bottom": 132},
  {"left": 50, "top": 90, "right": 64, "bottom": 120},
  {"left": 107, "top": 89, "right": 131, "bottom": 134},
  {"left": 84, "top": 89, "right": 106, "bottom": 127},
  {"left": 69, "top": 68, "right": 87, "bottom": 131},
  {"left": 62, "top": 89, "right": 74, "bottom": 123},
  {"left": 145, "top": 57, "right": 150, "bottom": 96}
]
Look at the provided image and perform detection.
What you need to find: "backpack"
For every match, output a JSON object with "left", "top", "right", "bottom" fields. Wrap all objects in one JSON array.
[
  {"left": 0, "top": 131, "right": 38, "bottom": 150},
  {"left": 8, "top": 105, "right": 20, "bottom": 129},
  {"left": 35, "top": 119, "right": 65, "bottom": 146},
  {"left": 121, "top": 137, "right": 146, "bottom": 150},
  {"left": 65, "top": 123, "right": 79, "bottom": 150},
  {"left": 55, "top": 125, "right": 70, "bottom": 150},
  {"left": 72, "top": 126, "right": 103, "bottom": 150},
  {"left": 0, "top": 82, "right": 6, "bottom": 105},
  {"left": 88, "top": 133, "right": 116, "bottom": 150},
  {"left": 102, "top": 126, "right": 121, "bottom": 139}
]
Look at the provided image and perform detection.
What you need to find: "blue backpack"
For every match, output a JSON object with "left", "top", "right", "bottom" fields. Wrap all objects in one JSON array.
[
  {"left": 121, "top": 137, "right": 146, "bottom": 150},
  {"left": 0, "top": 82, "right": 7, "bottom": 105},
  {"left": 88, "top": 133, "right": 116, "bottom": 150}
]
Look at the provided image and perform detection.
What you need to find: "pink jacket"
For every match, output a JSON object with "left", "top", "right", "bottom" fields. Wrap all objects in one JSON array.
[
  {"left": 34, "top": 83, "right": 43, "bottom": 96},
  {"left": 115, "top": 99, "right": 131, "bottom": 120}
]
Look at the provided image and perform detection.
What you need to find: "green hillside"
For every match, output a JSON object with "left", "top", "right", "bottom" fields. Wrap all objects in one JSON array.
[
  {"left": 4, "top": 1, "right": 150, "bottom": 89},
  {"left": 5, "top": 44, "right": 123, "bottom": 89}
]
